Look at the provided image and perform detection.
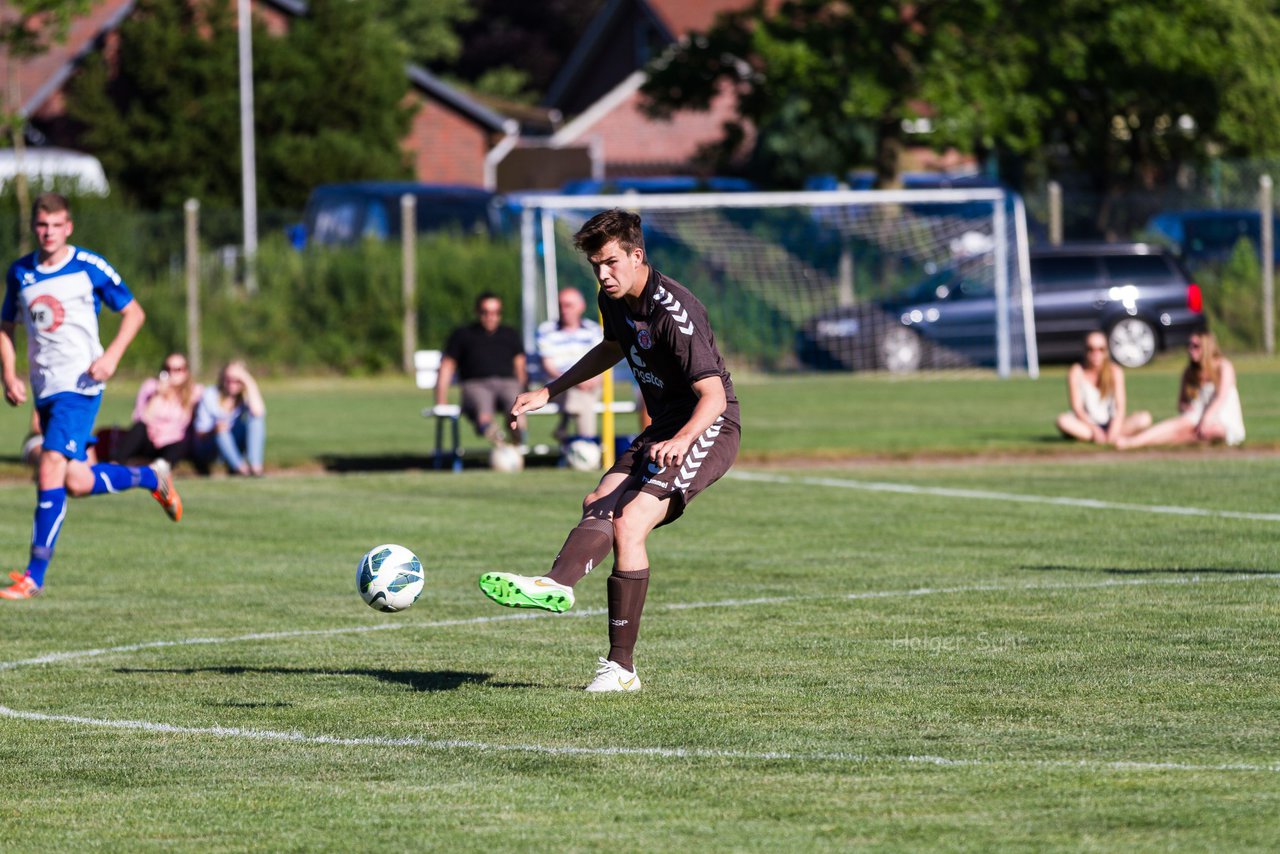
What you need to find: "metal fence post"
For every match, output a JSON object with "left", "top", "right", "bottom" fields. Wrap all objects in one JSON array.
[
  {"left": 1048, "top": 181, "right": 1063, "bottom": 246},
  {"left": 1261, "top": 175, "right": 1274, "bottom": 355},
  {"left": 184, "top": 198, "right": 202, "bottom": 377},
  {"left": 401, "top": 193, "right": 417, "bottom": 373}
]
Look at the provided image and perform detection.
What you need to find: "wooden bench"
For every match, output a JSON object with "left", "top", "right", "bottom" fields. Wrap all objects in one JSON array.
[{"left": 415, "top": 350, "right": 636, "bottom": 472}]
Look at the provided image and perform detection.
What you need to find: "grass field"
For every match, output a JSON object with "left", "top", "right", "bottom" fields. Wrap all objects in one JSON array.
[{"left": 0, "top": 359, "right": 1278, "bottom": 850}]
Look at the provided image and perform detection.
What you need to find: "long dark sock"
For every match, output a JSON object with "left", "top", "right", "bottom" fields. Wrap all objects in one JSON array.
[
  {"left": 606, "top": 568, "right": 650, "bottom": 672},
  {"left": 545, "top": 517, "right": 613, "bottom": 587}
]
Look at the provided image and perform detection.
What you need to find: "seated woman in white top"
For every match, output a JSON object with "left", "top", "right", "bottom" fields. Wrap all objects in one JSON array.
[
  {"left": 1116, "top": 331, "right": 1245, "bottom": 449},
  {"left": 1056, "top": 331, "right": 1152, "bottom": 444}
]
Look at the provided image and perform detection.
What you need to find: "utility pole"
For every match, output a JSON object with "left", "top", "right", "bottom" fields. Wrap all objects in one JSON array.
[{"left": 238, "top": 0, "right": 259, "bottom": 293}]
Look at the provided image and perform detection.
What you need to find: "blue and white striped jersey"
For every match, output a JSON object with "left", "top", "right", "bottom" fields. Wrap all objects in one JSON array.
[{"left": 3, "top": 246, "right": 135, "bottom": 400}]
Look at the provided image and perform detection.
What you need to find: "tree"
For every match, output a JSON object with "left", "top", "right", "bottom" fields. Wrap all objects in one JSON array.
[
  {"left": 67, "top": 1, "right": 242, "bottom": 209},
  {"left": 643, "top": 0, "right": 1280, "bottom": 233},
  {"left": 1, "top": 0, "right": 95, "bottom": 245},
  {"left": 641, "top": 0, "right": 1028, "bottom": 189},
  {"left": 253, "top": 0, "right": 413, "bottom": 208},
  {"left": 374, "top": 0, "right": 475, "bottom": 69},
  {"left": 67, "top": 0, "right": 412, "bottom": 210},
  {"left": 1011, "top": 0, "right": 1280, "bottom": 233},
  {"left": 448, "top": 0, "right": 607, "bottom": 103}
]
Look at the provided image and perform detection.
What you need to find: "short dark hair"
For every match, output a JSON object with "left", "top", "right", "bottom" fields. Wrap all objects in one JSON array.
[
  {"left": 573, "top": 209, "right": 645, "bottom": 258},
  {"left": 474, "top": 291, "right": 502, "bottom": 311},
  {"left": 32, "top": 192, "right": 71, "bottom": 221}
]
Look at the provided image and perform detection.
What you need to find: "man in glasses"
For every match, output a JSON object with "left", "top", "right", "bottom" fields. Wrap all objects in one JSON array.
[{"left": 435, "top": 292, "right": 528, "bottom": 448}]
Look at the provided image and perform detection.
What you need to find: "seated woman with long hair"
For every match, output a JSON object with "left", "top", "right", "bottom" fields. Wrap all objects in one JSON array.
[
  {"left": 1056, "top": 331, "right": 1151, "bottom": 444},
  {"left": 1116, "top": 331, "right": 1245, "bottom": 449},
  {"left": 108, "top": 353, "right": 202, "bottom": 466},
  {"left": 193, "top": 360, "right": 267, "bottom": 476}
]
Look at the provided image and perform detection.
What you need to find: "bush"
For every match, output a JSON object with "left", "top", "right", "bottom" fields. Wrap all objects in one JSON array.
[
  {"left": 1, "top": 192, "right": 522, "bottom": 377},
  {"left": 1192, "top": 238, "right": 1266, "bottom": 353}
]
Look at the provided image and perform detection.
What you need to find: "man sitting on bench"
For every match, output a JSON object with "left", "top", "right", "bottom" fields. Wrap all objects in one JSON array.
[
  {"left": 435, "top": 292, "right": 527, "bottom": 447},
  {"left": 536, "top": 287, "right": 604, "bottom": 444}
]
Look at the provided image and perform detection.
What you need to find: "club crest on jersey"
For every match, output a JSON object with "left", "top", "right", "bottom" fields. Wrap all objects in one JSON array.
[
  {"left": 29, "top": 294, "right": 65, "bottom": 333},
  {"left": 637, "top": 328, "right": 653, "bottom": 350}
]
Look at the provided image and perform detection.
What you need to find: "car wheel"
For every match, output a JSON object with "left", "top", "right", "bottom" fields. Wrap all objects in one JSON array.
[
  {"left": 879, "top": 326, "right": 922, "bottom": 373},
  {"left": 1108, "top": 317, "right": 1157, "bottom": 368}
]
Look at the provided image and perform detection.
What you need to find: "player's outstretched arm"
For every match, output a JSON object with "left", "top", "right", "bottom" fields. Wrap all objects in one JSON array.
[
  {"left": 90, "top": 299, "right": 145, "bottom": 382},
  {"left": 0, "top": 321, "right": 25, "bottom": 406},
  {"left": 510, "top": 339, "right": 623, "bottom": 428},
  {"left": 547, "top": 339, "right": 623, "bottom": 398}
]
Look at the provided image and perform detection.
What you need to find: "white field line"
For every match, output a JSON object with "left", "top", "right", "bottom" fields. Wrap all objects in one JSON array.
[
  {"left": 2, "top": 573, "right": 1278, "bottom": 774},
  {"left": 0, "top": 703, "right": 1276, "bottom": 776},
  {"left": 729, "top": 470, "right": 1280, "bottom": 522},
  {"left": 3, "top": 573, "right": 1278, "bottom": 673}
]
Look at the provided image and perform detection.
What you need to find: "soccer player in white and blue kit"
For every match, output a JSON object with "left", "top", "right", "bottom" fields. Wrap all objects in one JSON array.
[{"left": 0, "top": 193, "right": 183, "bottom": 600}]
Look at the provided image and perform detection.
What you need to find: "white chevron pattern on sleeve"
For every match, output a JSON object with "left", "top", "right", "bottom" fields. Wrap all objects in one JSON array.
[
  {"left": 654, "top": 286, "right": 695, "bottom": 335},
  {"left": 673, "top": 417, "right": 724, "bottom": 490}
]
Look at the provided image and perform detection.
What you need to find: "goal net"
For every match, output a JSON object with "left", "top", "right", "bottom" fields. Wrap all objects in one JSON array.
[{"left": 516, "top": 189, "right": 1037, "bottom": 378}]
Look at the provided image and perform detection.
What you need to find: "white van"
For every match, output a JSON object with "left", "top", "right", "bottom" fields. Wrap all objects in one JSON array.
[{"left": 0, "top": 147, "right": 109, "bottom": 196}]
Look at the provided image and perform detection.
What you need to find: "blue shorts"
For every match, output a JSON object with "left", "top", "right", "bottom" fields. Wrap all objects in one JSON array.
[{"left": 37, "top": 392, "right": 102, "bottom": 462}]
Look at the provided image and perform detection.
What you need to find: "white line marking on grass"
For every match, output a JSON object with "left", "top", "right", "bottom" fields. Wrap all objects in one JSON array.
[
  {"left": 0, "top": 703, "right": 1276, "bottom": 775},
  {"left": 730, "top": 470, "right": 1280, "bottom": 522},
  {"left": 3, "top": 574, "right": 1277, "bottom": 672},
  {"left": 2, "top": 573, "right": 1278, "bottom": 776},
  {"left": 0, "top": 608, "right": 603, "bottom": 672}
]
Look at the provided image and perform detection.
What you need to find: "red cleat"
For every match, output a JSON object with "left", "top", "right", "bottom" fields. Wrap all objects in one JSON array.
[
  {"left": 150, "top": 459, "right": 183, "bottom": 522},
  {"left": 0, "top": 575, "right": 41, "bottom": 600}
]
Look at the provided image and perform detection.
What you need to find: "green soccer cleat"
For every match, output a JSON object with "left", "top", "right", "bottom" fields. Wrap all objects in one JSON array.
[{"left": 478, "top": 572, "right": 575, "bottom": 613}]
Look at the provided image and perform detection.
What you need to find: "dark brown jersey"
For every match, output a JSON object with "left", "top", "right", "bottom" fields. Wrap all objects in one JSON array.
[{"left": 599, "top": 267, "right": 740, "bottom": 434}]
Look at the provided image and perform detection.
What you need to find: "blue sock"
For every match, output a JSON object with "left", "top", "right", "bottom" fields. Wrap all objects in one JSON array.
[
  {"left": 89, "top": 463, "right": 158, "bottom": 495},
  {"left": 27, "top": 487, "right": 67, "bottom": 588}
]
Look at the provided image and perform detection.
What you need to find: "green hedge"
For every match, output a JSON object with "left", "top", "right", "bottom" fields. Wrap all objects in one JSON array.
[{"left": 1, "top": 194, "right": 521, "bottom": 377}]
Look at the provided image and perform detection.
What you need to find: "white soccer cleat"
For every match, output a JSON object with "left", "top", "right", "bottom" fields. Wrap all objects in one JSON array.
[{"left": 584, "top": 657, "right": 641, "bottom": 693}]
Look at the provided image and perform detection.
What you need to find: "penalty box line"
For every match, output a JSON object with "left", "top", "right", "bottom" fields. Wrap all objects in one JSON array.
[
  {"left": 1, "top": 574, "right": 1279, "bottom": 775},
  {"left": 1, "top": 573, "right": 1278, "bottom": 673},
  {"left": 730, "top": 470, "right": 1280, "bottom": 522},
  {"left": 0, "top": 702, "right": 1277, "bottom": 776}
]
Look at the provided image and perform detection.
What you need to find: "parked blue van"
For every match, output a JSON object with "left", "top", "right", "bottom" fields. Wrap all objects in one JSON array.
[
  {"left": 1144, "top": 209, "right": 1277, "bottom": 264},
  {"left": 300, "top": 182, "right": 503, "bottom": 247}
]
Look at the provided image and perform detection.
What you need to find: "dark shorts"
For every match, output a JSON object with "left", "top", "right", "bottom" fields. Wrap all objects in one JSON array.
[
  {"left": 606, "top": 415, "right": 739, "bottom": 526},
  {"left": 460, "top": 377, "right": 522, "bottom": 433}
]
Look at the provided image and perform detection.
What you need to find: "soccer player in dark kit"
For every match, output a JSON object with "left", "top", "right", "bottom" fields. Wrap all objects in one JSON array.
[{"left": 479, "top": 208, "right": 741, "bottom": 692}]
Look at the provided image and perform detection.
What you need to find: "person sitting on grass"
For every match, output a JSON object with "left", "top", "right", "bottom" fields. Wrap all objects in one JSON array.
[
  {"left": 193, "top": 360, "right": 266, "bottom": 476},
  {"left": 1116, "top": 330, "right": 1245, "bottom": 449},
  {"left": 108, "top": 352, "right": 202, "bottom": 467},
  {"left": 1055, "top": 331, "right": 1151, "bottom": 444}
]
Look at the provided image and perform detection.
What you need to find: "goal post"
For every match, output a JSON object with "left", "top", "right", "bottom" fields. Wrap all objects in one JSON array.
[{"left": 517, "top": 187, "right": 1037, "bottom": 387}]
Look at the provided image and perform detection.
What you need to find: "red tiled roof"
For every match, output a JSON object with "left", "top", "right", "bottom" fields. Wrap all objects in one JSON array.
[
  {"left": 0, "top": 0, "right": 134, "bottom": 116},
  {"left": 557, "top": 76, "right": 753, "bottom": 173},
  {"left": 645, "top": 0, "right": 778, "bottom": 37}
]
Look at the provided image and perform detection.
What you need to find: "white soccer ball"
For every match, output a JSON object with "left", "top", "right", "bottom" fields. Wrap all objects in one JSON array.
[
  {"left": 490, "top": 444, "right": 524, "bottom": 472},
  {"left": 356, "top": 544, "right": 425, "bottom": 612},
  {"left": 564, "top": 438, "right": 602, "bottom": 471}
]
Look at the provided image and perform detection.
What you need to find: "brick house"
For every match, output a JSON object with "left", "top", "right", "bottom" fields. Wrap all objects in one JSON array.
[
  {"left": 543, "top": 0, "right": 765, "bottom": 178},
  {"left": 0, "top": 0, "right": 559, "bottom": 192}
]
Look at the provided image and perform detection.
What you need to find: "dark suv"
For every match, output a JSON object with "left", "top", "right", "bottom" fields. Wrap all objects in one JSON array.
[{"left": 797, "top": 242, "right": 1204, "bottom": 372}]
